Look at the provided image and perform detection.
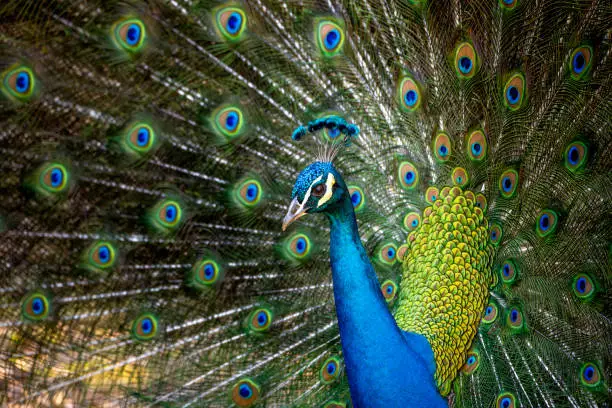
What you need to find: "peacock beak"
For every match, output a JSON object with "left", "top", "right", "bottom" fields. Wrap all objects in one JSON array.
[{"left": 282, "top": 197, "right": 309, "bottom": 231}]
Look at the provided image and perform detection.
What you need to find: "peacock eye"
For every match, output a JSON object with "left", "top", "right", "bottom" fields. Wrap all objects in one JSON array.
[{"left": 312, "top": 184, "right": 326, "bottom": 197}]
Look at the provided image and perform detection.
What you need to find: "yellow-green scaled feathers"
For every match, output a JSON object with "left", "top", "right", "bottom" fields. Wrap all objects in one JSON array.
[{"left": 395, "top": 186, "right": 494, "bottom": 394}]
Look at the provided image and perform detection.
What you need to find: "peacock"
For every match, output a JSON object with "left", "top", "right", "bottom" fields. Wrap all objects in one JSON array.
[{"left": 0, "top": 0, "right": 610, "bottom": 406}]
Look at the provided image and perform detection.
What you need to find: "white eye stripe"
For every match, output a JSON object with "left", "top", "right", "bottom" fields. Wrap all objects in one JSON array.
[
  {"left": 317, "top": 173, "right": 335, "bottom": 207},
  {"left": 298, "top": 174, "right": 323, "bottom": 208}
]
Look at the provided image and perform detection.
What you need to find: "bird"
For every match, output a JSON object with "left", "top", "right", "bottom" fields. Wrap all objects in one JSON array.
[{"left": 0, "top": 0, "right": 609, "bottom": 407}]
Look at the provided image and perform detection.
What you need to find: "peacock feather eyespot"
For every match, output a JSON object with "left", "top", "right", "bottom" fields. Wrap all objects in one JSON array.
[
  {"left": 500, "top": 259, "right": 518, "bottom": 284},
  {"left": 482, "top": 302, "right": 498, "bottom": 324},
  {"left": 131, "top": 313, "right": 159, "bottom": 341},
  {"left": 320, "top": 112, "right": 344, "bottom": 141},
  {"left": 149, "top": 199, "right": 184, "bottom": 232},
  {"left": 564, "top": 141, "right": 587, "bottom": 172},
  {"left": 285, "top": 233, "right": 312, "bottom": 260},
  {"left": 37, "top": 163, "right": 70, "bottom": 195},
  {"left": 326, "top": 126, "right": 340, "bottom": 139},
  {"left": 236, "top": 179, "right": 263, "bottom": 207},
  {"left": 498, "top": 169, "right": 519, "bottom": 198},
  {"left": 434, "top": 132, "right": 452, "bottom": 162},
  {"left": 2, "top": 65, "right": 36, "bottom": 101},
  {"left": 475, "top": 193, "right": 487, "bottom": 212},
  {"left": 570, "top": 46, "right": 593, "bottom": 80},
  {"left": 454, "top": 42, "right": 478, "bottom": 79},
  {"left": 325, "top": 126, "right": 341, "bottom": 140},
  {"left": 506, "top": 306, "right": 525, "bottom": 331},
  {"left": 536, "top": 209, "right": 558, "bottom": 237},
  {"left": 398, "top": 161, "right": 419, "bottom": 190},
  {"left": 499, "top": 0, "right": 518, "bottom": 9},
  {"left": 503, "top": 72, "right": 526, "bottom": 110},
  {"left": 213, "top": 105, "right": 245, "bottom": 139},
  {"left": 21, "top": 292, "right": 50, "bottom": 322},
  {"left": 381, "top": 279, "right": 398, "bottom": 303},
  {"left": 397, "top": 76, "right": 422, "bottom": 112},
  {"left": 496, "top": 392, "right": 516, "bottom": 408},
  {"left": 231, "top": 378, "right": 260, "bottom": 407},
  {"left": 249, "top": 308, "right": 273, "bottom": 332},
  {"left": 215, "top": 7, "right": 247, "bottom": 41},
  {"left": 124, "top": 122, "right": 157, "bottom": 155},
  {"left": 348, "top": 185, "right": 365, "bottom": 212},
  {"left": 461, "top": 349, "right": 480, "bottom": 374},
  {"left": 112, "top": 18, "right": 146, "bottom": 53},
  {"left": 572, "top": 273, "right": 595, "bottom": 301},
  {"left": 426, "top": 187, "right": 439, "bottom": 205},
  {"left": 85, "top": 241, "right": 117, "bottom": 273},
  {"left": 489, "top": 222, "right": 502, "bottom": 246},
  {"left": 580, "top": 363, "right": 602, "bottom": 387},
  {"left": 316, "top": 20, "right": 345, "bottom": 57},
  {"left": 452, "top": 167, "right": 469, "bottom": 188},
  {"left": 466, "top": 130, "right": 487, "bottom": 161},
  {"left": 190, "top": 258, "right": 222, "bottom": 289},
  {"left": 320, "top": 356, "right": 342, "bottom": 384},
  {"left": 378, "top": 243, "right": 398, "bottom": 265},
  {"left": 403, "top": 212, "right": 421, "bottom": 232}
]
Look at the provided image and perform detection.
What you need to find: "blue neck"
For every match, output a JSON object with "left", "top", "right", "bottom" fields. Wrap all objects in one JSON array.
[{"left": 326, "top": 196, "right": 446, "bottom": 408}]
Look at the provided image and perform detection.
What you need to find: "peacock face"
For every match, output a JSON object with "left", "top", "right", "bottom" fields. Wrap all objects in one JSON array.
[{"left": 282, "top": 161, "right": 347, "bottom": 231}]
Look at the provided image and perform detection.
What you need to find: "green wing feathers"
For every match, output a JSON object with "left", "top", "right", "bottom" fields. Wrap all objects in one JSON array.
[
  {"left": 0, "top": 0, "right": 610, "bottom": 407},
  {"left": 396, "top": 186, "right": 495, "bottom": 396}
]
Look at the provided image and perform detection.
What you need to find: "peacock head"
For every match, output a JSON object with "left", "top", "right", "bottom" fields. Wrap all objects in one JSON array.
[{"left": 282, "top": 161, "right": 348, "bottom": 231}]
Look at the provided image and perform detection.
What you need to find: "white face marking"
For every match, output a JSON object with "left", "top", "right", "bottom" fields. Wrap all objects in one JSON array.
[
  {"left": 284, "top": 174, "right": 323, "bottom": 220},
  {"left": 282, "top": 172, "right": 337, "bottom": 230},
  {"left": 288, "top": 173, "right": 336, "bottom": 217},
  {"left": 317, "top": 173, "right": 335, "bottom": 207},
  {"left": 300, "top": 174, "right": 322, "bottom": 208}
]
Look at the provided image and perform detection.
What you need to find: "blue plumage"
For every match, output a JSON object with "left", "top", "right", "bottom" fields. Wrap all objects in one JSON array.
[{"left": 285, "top": 162, "right": 445, "bottom": 407}]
